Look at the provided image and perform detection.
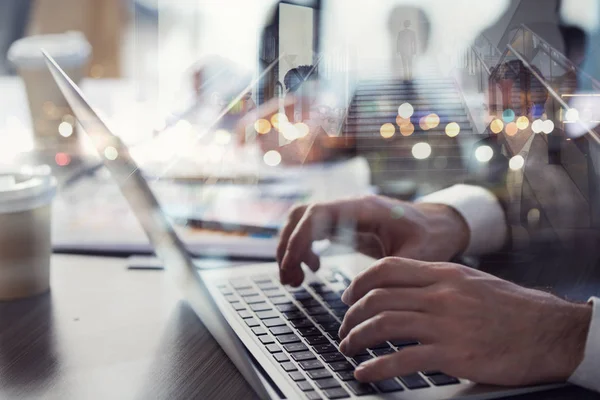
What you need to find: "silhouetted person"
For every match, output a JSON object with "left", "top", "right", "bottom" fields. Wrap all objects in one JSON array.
[{"left": 397, "top": 20, "right": 417, "bottom": 79}]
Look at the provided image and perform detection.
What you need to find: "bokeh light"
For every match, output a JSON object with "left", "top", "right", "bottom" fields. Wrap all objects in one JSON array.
[
  {"left": 380, "top": 123, "right": 396, "bottom": 139},
  {"left": 58, "top": 121, "right": 73, "bottom": 138},
  {"left": 490, "top": 119, "right": 504, "bottom": 134},
  {"left": 509, "top": 155, "right": 525, "bottom": 170},
  {"left": 505, "top": 122, "right": 518, "bottom": 136},
  {"left": 263, "top": 150, "right": 282, "bottom": 166},
  {"left": 527, "top": 208, "right": 541, "bottom": 227},
  {"left": 565, "top": 108, "right": 579, "bottom": 122},
  {"left": 55, "top": 152, "right": 71, "bottom": 166},
  {"left": 254, "top": 119, "right": 272, "bottom": 134},
  {"left": 400, "top": 123, "right": 415, "bottom": 136},
  {"left": 516, "top": 116, "right": 529, "bottom": 130},
  {"left": 445, "top": 122, "right": 460, "bottom": 137},
  {"left": 475, "top": 145, "right": 494, "bottom": 162},
  {"left": 424, "top": 113, "right": 440, "bottom": 130},
  {"left": 398, "top": 103, "right": 414, "bottom": 119},
  {"left": 396, "top": 115, "right": 409, "bottom": 126},
  {"left": 271, "top": 113, "right": 288, "bottom": 131},
  {"left": 281, "top": 123, "right": 299, "bottom": 141},
  {"left": 214, "top": 129, "right": 232, "bottom": 145},
  {"left": 412, "top": 142, "right": 432, "bottom": 160},
  {"left": 531, "top": 119, "right": 543, "bottom": 133},
  {"left": 542, "top": 120, "right": 555, "bottom": 134},
  {"left": 294, "top": 122, "right": 310, "bottom": 139},
  {"left": 502, "top": 109, "right": 516, "bottom": 123},
  {"left": 104, "top": 146, "right": 118, "bottom": 160}
]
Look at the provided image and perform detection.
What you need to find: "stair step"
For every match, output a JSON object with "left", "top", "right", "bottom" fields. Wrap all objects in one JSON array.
[
  {"left": 355, "top": 88, "right": 460, "bottom": 95},
  {"left": 354, "top": 95, "right": 462, "bottom": 102},
  {"left": 350, "top": 104, "right": 466, "bottom": 112},
  {"left": 345, "top": 115, "right": 471, "bottom": 124},
  {"left": 357, "top": 83, "right": 457, "bottom": 90}
]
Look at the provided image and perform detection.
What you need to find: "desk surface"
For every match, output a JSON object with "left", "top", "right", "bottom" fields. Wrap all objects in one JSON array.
[{"left": 1, "top": 254, "right": 599, "bottom": 400}]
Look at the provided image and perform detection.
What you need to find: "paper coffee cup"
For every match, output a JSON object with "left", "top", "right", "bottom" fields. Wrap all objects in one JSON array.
[
  {"left": 0, "top": 168, "right": 57, "bottom": 301},
  {"left": 8, "top": 31, "right": 91, "bottom": 150}
]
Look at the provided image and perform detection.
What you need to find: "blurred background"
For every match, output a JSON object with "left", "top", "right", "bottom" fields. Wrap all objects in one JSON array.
[{"left": 0, "top": 0, "right": 599, "bottom": 257}]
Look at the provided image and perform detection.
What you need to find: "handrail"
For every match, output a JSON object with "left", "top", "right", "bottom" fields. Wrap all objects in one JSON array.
[
  {"left": 480, "top": 33, "right": 503, "bottom": 57},
  {"left": 518, "top": 23, "right": 600, "bottom": 91},
  {"left": 507, "top": 43, "right": 600, "bottom": 145},
  {"left": 469, "top": 45, "right": 492, "bottom": 76}
]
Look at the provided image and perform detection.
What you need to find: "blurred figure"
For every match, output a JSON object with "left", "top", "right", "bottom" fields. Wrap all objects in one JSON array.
[{"left": 396, "top": 20, "right": 417, "bottom": 80}]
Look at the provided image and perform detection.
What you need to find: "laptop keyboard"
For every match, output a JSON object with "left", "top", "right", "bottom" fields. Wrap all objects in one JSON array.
[{"left": 216, "top": 269, "right": 460, "bottom": 399}]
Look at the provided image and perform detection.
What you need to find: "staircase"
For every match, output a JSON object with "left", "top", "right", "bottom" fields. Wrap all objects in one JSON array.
[{"left": 344, "top": 71, "right": 477, "bottom": 192}]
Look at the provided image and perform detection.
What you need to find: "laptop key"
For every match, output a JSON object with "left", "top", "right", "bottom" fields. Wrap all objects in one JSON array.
[
  {"left": 374, "top": 379, "right": 404, "bottom": 393},
  {"left": 312, "top": 343, "right": 337, "bottom": 354},
  {"left": 314, "top": 315, "right": 336, "bottom": 324},
  {"left": 325, "top": 299, "right": 346, "bottom": 309},
  {"left": 251, "top": 327, "right": 267, "bottom": 335},
  {"left": 297, "top": 380, "right": 314, "bottom": 391},
  {"left": 346, "top": 380, "right": 376, "bottom": 396},
  {"left": 368, "top": 343, "right": 390, "bottom": 350},
  {"left": 263, "top": 317, "right": 286, "bottom": 327},
  {"left": 277, "top": 334, "right": 301, "bottom": 344},
  {"left": 256, "top": 310, "right": 279, "bottom": 319},
  {"left": 277, "top": 304, "right": 298, "bottom": 312},
  {"left": 224, "top": 294, "right": 238, "bottom": 302},
  {"left": 237, "top": 310, "right": 252, "bottom": 319},
  {"left": 270, "top": 326, "right": 293, "bottom": 336},
  {"left": 331, "top": 309, "right": 347, "bottom": 318},
  {"left": 298, "top": 299, "right": 321, "bottom": 308},
  {"left": 291, "top": 319, "right": 314, "bottom": 329},
  {"left": 281, "top": 362, "right": 298, "bottom": 372},
  {"left": 372, "top": 347, "right": 396, "bottom": 357},
  {"left": 266, "top": 290, "right": 286, "bottom": 298},
  {"left": 257, "top": 282, "right": 278, "bottom": 291},
  {"left": 229, "top": 279, "right": 252, "bottom": 289},
  {"left": 244, "top": 318, "right": 260, "bottom": 328},
  {"left": 315, "top": 378, "right": 341, "bottom": 390},
  {"left": 270, "top": 297, "right": 292, "bottom": 305},
  {"left": 251, "top": 275, "right": 272, "bottom": 283},
  {"left": 319, "top": 322, "right": 341, "bottom": 332},
  {"left": 306, "top": 369, "right": 332, "bottom": 380},
  {"left": 298, "top": 360, "right": 324, "bottom": 370},
  {"left": 322, "top": 387, "right": 350, "bottom": 399},
  {"left": 274, "top": 353, "right": 290, "bottom": 362},
  {"left": 298, "top": 327, "right": 321, "bottom": 337},
  {"left": 237, "top": 288, "right": 259, "bottom": 297},
  {"left": 289, "top": 371, "right": 305, "bottom": 381},
  {"left": 305, "top": 306, "right": 328, "bottom": 316},
  {"left": 391, "top": 339, "right": 419, "bottom": 347},
  {"left": 283, "top": 311, "right": 305, "bottom": 320},
  {"left": 231, "top": 302, "right": 246, "bottom": 311},
  {"left": 305, "top": 391, "right": 322, "bottom": 400},
  {"left": 266, "top": 344, "right": 282, "bottom": 353},
  {"left": 428, "top": 373, "right": 460, "bottom": 386},
  {"left": 291, "top": 351, "right": 316, "bottom": 362},
  {"left": 399, "top": 373, "right": 430, "bottom": 389},
  {"left": 353, "top": 355, "right": 373, "bottom": 365},
  {"left": 329, "top": 361, "right": 354, "bottom": 372},
  {"left": 259, "top": 335, "right": 274, "bottom": 345},
  {"left": 321, "top": 352, "right": 346, "bottom": 363},
  {"left": 243, "top": 295, "right": 265, "bottom": 304},
  {"left": 321, "top": 292, "right": 342, "bottom": 301},
  {"left": 305, "top": 335, "right": 329, "bottom": 345},
  {"left": 421, "top": 370, "right": 442, "bottom": 376},
  {"left": 336, "top": 371, "right": 355, "bottom": 381},
  {"left": 250, "top": 303, "right": 272, "bottom": 312},
  {"left": 283, "top": 343, "right": 309, "bottom": 352},
  {"left": 293, "top": 292, "right": 313, "bottom": 301}
]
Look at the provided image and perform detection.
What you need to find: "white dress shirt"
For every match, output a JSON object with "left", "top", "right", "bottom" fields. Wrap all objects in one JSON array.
[{"left": 420, "top": 184, "right": 600, "bottom": 393}]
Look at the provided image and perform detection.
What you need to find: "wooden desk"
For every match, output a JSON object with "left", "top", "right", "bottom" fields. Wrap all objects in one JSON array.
[{"left": 1, "top": 254, "right": 599, "bottom": 400}]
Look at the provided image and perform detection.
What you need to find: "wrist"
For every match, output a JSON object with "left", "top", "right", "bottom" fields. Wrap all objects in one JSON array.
[{"left": 415, "top": 203, "right": 469, "bottom": 258}]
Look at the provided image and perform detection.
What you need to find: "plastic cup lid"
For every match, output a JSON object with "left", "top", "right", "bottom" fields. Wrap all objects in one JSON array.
[
  {"left": 8, "top": 31, "right": 91, "bottom": 69},
  {"left": 0, "top": 166, "right": 57, "bottom": 214}
]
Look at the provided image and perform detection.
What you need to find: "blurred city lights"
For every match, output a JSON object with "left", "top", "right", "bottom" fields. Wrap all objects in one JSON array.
[
  {"left": 271, "top": 113, "right": 288, "bottom": 131},
  {"left": 294, "top": 122, "right": 310, "bottom": 139},
  {"left": 505, "top": 122, "right": 518, "bottom": 136},
  {"left": 490, "top": 119, "right": 504, "bottom": 134},
  {"left": 396, "top": 115, "right": 409, "bottom": 126},
  {"left": 445, "top": 122, "right": 460, "bottom": 137},
  {"left": 55, "top": 152, "right": 71, "bottom": 166},
  {"left": 527, "top": 208, "right": 541, "bottom": 226},
  {"left": 254, "top": 119, "right": 272, "bottom": 134},
  {"left": 214, "top": 129, "right": 232, "bottom": 145},
  {"left": 400, "top": 123, "right": 415, "bottom": 136},
  {"left": 424, "top": 114, "right": 440, "bottom": 130},
  {"left": 542, "top": 120, "right": 555, "bottom": 134},
  {"left": 502, "top": 109, "right": 516, "bottom": 123},
  {"left": 531, "top": 119, "right": 543, "bottom": 133},
  {"left": 104, "top": 146, "right": 118, "bottom": 161},
  {"left": 516, "top": 116, "right": 529, "bottom": 130},
  {"left": 397, "top": 103, "right": 414, "bottom": 119},
  {"left": 412, "top": 142, "right": 432, "bottom": 160},
  {"left": 509, "top": 155, "right": 525, "bottom": 170},
  {"left": 565, "top": 108, "right": 579, "bottom": 122},
  {"left": 281, "top": 123, "right": 299, "bottom": 141},
  {"left": 58, "top": 121, "right": 73, "bottom": 137},
  {"left": 380, "top": 123, "right": 396, "bottom": 139},
  {"left": 475, "top": 145, "right": 494, "bottom": 162},
  {"left": 263, "top": 150, "right": 282, "bottom": 166}
]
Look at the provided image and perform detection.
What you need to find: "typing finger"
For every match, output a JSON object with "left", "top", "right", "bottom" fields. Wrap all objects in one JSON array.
[{"left": 354, "top": 345, "right": 439, "bottom": 382}]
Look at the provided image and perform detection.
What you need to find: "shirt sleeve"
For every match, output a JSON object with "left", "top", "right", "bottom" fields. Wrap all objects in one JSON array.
[
  {"left": 417, "top": 184, "right": 508, "bottom": 256},
  {"left": 569, "top": 297, "right": 600, "bottom": 392}
]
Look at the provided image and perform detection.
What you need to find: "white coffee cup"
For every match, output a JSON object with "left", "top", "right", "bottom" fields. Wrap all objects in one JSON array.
[
  {"left": 0, "top": 167, "right": 57, "bottom": 301},
  {"left": 8, "top": 31, "right": 91, "bottom": 150}
]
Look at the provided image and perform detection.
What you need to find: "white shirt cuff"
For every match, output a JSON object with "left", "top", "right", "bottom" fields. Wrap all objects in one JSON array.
[
  {"left": 417, "top": 184, "right": 508, "bottom": 256},
  {"left": 569, "top": 297, "right": 600, "bottom": 391}
]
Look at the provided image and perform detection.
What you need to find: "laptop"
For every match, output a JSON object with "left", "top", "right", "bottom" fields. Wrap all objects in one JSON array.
[{"left": 43, "top": 52, "right": 565, "bottom": 400}]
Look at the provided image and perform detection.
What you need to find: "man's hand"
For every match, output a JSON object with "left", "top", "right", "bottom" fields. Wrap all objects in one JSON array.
[
  {"left": 277, "top": 196, "right": 469, "bottom": 286},
  {"left": 338, "top": 257, "right": 592, "bottom": 386}
]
